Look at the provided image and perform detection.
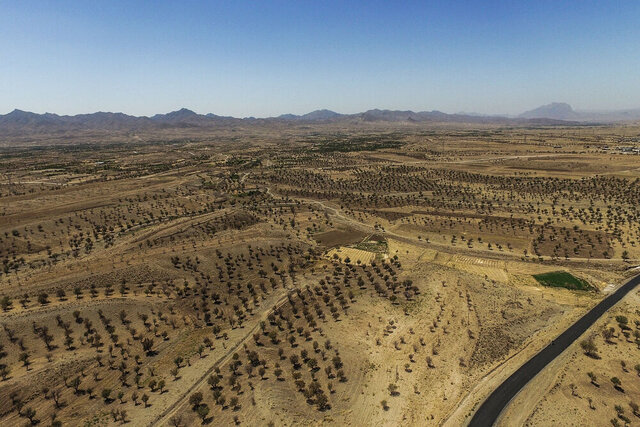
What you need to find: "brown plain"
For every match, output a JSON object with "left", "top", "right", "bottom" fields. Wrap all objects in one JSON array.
[{"left": 0, "top": 122, "right": 639, "bottom": 426}]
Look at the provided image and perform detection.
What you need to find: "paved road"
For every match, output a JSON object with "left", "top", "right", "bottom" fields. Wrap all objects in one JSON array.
[{"left": 469, "top": 272, "right": 640, "bottom": 427}]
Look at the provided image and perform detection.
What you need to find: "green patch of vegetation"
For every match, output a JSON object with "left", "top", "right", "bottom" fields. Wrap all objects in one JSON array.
[
  {"left": 309, "top": 135, "right": 404, "bottom": 153},
  {"left": 353, "top": 240, "right": 388, "bottom": 253},
  {"left": 533, "top": 271, "right": 593, "bottom": 291}
]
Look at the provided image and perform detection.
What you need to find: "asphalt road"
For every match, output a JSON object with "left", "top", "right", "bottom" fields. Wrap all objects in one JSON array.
[{"left": 469, "top": 272, "right": 640, "bottom": 427}]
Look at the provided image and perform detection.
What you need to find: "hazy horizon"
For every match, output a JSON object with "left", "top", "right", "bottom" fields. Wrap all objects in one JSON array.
[
  {"left": 2, "top": 1, "right": 640, "bottom": 117},
  {"left": 5, "top": 102, "right": 640, "bottom": 120}
]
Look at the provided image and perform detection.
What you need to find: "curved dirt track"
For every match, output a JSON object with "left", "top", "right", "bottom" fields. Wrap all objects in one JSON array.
[
  {"left": 468, "top": 272, "right": 640, "bottom": 427},
  {"left": 148, "top": 289, "right": 294, "bottom": 426}
]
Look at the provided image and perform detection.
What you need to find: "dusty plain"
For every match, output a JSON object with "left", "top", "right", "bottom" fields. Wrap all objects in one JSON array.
[{"left": 1, "top": 122, "right": 639, "bottom": 426}]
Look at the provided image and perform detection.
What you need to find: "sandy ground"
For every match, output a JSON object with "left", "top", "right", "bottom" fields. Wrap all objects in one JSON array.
[
  {"left": 2, "top": 125, "right": 639, "bottom": 426},
  {"left": 500, "top": 289, "right": 640, "bottom": 427}
]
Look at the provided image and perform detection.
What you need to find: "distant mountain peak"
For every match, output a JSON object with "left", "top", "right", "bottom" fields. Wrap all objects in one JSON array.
[
  {"left": 152, "top": 108, "right": 198, "bottom": 120},
  {"left": 277, "top": 113, "right": 299, "bottom": 119},
  {"left": 7, "top": 109, "right": 37, "bottom": 117},
  {"left": 276, "top": 109, "right": 342, "bottom": 121},
  {"left": 0, "top": 109, "right": 62, "bottom": 126},
  {"left": 301, "top": 109, "right": 341, "bottom": 120},
  {"left": 519, "top": 102, "right": 576, "bottom": 120}
]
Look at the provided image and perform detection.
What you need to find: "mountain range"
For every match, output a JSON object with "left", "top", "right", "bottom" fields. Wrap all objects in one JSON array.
[
  {"left": 518, "top": 102, "right": 640, "bottom": 122},
  {"left": 1, "top": 103, "right": 639, "bottom": 138}
]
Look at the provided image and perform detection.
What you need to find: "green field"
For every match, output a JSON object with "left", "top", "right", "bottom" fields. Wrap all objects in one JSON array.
[{"left": 533, "top": 271, "right": 594, "bottom": 291}]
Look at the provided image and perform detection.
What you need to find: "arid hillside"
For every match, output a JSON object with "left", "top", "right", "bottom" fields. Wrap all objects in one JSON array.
[{"left": 1, "top": 123, "right": 639, "bottom": 426}]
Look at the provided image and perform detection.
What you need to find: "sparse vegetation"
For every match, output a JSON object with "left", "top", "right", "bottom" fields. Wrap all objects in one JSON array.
[{"left": 1, "top": 124, "right": 638, "bottom": 426}]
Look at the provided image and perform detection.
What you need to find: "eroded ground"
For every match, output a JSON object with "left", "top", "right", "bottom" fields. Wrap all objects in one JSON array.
[{"left": 0, "top": 124, "right": 638, "bottom": 426}]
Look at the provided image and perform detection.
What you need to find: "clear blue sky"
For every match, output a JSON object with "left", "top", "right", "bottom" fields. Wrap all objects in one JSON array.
[{"left": 2, "top": 1, "right": 639, "bottom": 117}]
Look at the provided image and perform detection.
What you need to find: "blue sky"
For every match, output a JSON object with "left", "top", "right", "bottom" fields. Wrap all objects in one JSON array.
[{"left": 1, "top": 1, "right": 639, "bottom": 117}]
